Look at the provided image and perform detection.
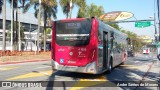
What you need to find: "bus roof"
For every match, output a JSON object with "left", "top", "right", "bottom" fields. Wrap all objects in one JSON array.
[{"left": 54, "top": 18, "right": 128, "bottom": 38}]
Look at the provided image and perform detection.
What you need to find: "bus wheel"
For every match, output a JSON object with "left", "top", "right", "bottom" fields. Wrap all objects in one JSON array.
[
  {"left": 157, "top": 54, "right": 160, "bottom": 61},
  {"left": 107, "top": 59, "right": 113, "bottom": 74}
]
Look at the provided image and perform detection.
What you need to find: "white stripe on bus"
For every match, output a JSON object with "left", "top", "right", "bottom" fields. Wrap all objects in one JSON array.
[{"left": 56, "top": 34, "right": 89, "bottom": 37}]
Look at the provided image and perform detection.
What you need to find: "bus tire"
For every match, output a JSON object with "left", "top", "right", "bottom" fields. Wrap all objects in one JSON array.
[{"left": 107, "top": 59, "right": 113, "bottom": 74}]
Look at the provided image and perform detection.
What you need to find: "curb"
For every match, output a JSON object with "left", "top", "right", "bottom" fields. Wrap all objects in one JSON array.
[{"left": 0, "top": 59, "right": 50, "bottom": 65}]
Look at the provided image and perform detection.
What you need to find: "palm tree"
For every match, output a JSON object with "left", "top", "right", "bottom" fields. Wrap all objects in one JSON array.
[
  {"left": 0, "top": 0, "right": 3, "bottom": 13},
  {"left": 8, "top": 0, "right": 29, "bottom": 50},
  {"left": 77, "top": 3, "right": 104, "bottom": 18},
  {"left": 23, "top": 0, "right": 57, "bottom": 52},
  {"left": 7, "top": 22, "right": 25, "bottom": 42},
  {"left": 87, "top": 3, "right": 104, "bottom": 18},
  {"left": 60, "top": 0, "right": 86, "bottom": 18},
  {"left": 2, "top": 0, "right": 6, "bottom": 52}
]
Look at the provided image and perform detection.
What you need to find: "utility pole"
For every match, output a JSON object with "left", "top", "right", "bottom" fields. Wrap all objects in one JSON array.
[
  {"left": 2, "top": 0, "right": 6, "bottom": 52},
  {"left": 154, "top": 13, "right": 157, "bottom": 41},
  {"left": 157, "top": 0, "right": 160, "bottom": 41}
]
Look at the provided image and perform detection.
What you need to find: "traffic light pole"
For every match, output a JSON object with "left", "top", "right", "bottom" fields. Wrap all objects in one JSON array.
[{"left": 157, "top": 0, "right": 160, "bottom": 41}]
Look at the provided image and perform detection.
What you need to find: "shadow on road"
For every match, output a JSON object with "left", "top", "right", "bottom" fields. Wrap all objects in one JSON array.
[{"left": 44, "top": 61, "right": 160, "bottom": 90}]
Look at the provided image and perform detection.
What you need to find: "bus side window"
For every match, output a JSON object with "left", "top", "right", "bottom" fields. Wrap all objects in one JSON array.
[
  {"left": 110, "top": 32, "right": 114, "bottom": 50},
  {"left": 98, "top": 31, "right": 103, "bottom": 45}
]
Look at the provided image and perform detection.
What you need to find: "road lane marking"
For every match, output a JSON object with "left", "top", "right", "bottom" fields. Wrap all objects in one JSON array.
[
  {"left": 0, "top": 66, "right": 19, "bottom": 71},
  {"left": 6, "top": 70, "right": 52, "bottom": 80},
  {"left": 70, "top": 76, "right": 108, "bottom": 90},
  {"left": 135, "top": 61, "right": 140, "bottom": 63},
  {"left": 119, "top": 65, "right": 143, "bottom": 69},
  {"left": 120, "top": 65, "right": 137, "bottom": 67}
]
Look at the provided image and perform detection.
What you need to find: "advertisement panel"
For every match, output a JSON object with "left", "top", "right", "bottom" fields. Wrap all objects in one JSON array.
[{"left": 100, "top": 11, "right": 133, "bottom": 21}]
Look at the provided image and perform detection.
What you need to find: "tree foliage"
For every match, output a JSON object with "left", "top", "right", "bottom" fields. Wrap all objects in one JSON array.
[
  {"left": 121, "top": 29, "right": 144, "bottom": 52},
  {"left": 60, "top": 0, "right": 86, "bottom": 18},
  {"left": 0, "top": 0, "right": 2, "bottom": 13},
  {"left": 77, "top": 3, "right": 104, "bottom": 18},
  {"left": 107, "top": 23, "right": 120, "bottom": 30},
  {"left": 7, "top": 22, "right": 25, "bottom": 42},
  {"left": 23, "top": 0, "right": 57, "bottom": 52},
  {"left": 107, "top": 22, "right": 143, "bottom": 52}
]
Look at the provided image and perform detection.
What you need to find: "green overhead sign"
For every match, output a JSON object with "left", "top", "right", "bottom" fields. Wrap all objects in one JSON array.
[{"left": 135, "top": 21, "right": 151, "bottom": 28}]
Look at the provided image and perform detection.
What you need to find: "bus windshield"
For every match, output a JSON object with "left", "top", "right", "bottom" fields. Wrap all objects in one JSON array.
[{"left": 56, "top": 19, "right": 92, "bottom": 46}]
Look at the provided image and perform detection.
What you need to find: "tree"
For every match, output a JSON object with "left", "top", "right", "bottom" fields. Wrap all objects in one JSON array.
[
  {"left": 120, "top": 29, "right": 143, "bottom": 52},
  {"left": 60, "top": 0, "right": 86, "bottom": 18},
  {"left": 108, "top": 23, "right": 120, "bottom": 30},
  {"left": 8, "top": 0, "right": 29, "bottom": 50},
  {"left": 0, "top": 0, "right": 2, "bottom": 13},
  {"left": 77, "top": 3, "right": 104, "bottom": 18},
  {"left": 7, "top": 22, "right": 25, "bottom": 42},
  {"left": 2, "top": 0, "right": 6, "bottom": 52},
  {"left": 23, "top": 0, "right": 57, "bottom": 52}
]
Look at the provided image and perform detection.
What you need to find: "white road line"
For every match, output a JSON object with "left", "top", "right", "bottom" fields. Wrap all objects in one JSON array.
[{"left": 135, "top": 61, "right": 140, "bottom": 63}]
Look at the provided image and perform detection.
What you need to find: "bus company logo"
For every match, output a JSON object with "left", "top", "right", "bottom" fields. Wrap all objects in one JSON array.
[
  {"left": 60, "top": 59, "right": 64, "bottom": 63},
  {"left": 2, "top": 82, "right": 11, "bottom": 87},
  {"left": 69, "top": 52, "right": 73, "bottom": 56}
]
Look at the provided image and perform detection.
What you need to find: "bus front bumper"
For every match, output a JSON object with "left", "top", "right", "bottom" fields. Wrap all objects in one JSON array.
[{"left": 51, "top": 59, "right": 98, "bottom": 74}]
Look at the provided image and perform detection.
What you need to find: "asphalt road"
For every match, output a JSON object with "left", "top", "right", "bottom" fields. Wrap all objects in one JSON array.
[{"left": 0, "top": 53, "right": 160, "bottom": 90}]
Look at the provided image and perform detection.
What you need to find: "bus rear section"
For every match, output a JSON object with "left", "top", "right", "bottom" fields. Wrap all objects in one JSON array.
[{"left": 51, "top": 18, "right": 98, "bottom": 74}]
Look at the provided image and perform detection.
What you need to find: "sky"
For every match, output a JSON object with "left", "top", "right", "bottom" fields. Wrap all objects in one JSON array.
[
  {"left": 1, "top": 0, "right": 158, "bottom": 38},
  {"left": 69, "top": 0, "right": 157, "bottom": 38}
]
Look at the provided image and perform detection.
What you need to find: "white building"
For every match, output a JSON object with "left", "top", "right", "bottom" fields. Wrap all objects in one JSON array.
[{"left": 0, "top": 8, "right": 45, "bottom": 51}]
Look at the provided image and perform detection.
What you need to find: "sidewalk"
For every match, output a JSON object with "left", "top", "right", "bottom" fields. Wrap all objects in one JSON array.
[
  {"left": 0, "top": 52, "right": 51, "bottom": 64},
  {"left": 147, "top": 60, "right": 160, "bottom": 80}
]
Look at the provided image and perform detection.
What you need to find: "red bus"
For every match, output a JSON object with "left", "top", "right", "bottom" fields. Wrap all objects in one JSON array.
[{"left": 51, "top": 18, "right": 128, "bottom": 74}]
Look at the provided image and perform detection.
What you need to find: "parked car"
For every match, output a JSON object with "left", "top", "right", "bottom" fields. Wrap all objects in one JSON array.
[{"left": 143, "top": 48, "right": 150, "bottom": 54}]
